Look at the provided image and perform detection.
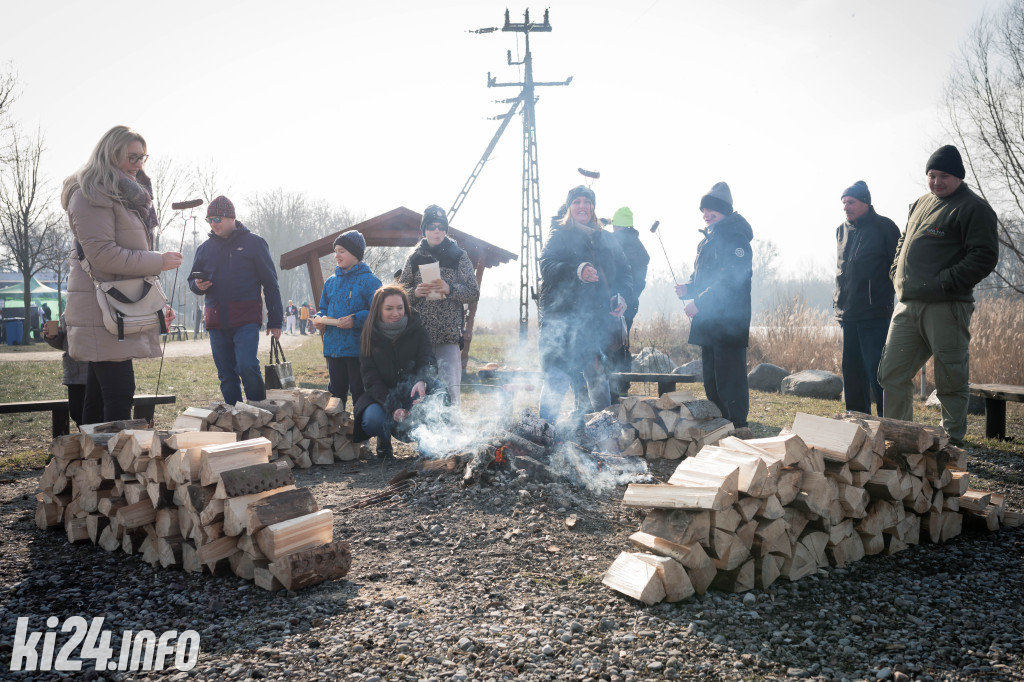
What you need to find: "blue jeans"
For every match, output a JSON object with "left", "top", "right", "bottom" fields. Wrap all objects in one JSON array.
[
  {"left": 208, "top": 323, "right": 265, "bottom": 405},
  {"left": 840, "top": 317, "right": 890, "bottom": 415},
  {"left": 360, "top": 402, "right": 389, "bottom": 438}
]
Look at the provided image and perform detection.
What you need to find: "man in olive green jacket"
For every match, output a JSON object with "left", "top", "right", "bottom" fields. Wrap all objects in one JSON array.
[{"left": 877, "top": 145, "right": 999, "bottom": 444}]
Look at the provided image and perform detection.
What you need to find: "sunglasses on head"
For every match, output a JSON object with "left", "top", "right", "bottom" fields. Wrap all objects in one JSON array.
[{"left": 206, "top": 217, "right": 225, "bottom": 224}]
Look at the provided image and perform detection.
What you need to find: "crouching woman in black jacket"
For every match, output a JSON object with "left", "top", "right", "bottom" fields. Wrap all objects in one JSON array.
[{"left": 354, "top": 285, "right": 437, "bottom": 458}]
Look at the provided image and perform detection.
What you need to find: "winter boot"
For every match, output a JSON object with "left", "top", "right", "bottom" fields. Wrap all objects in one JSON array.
[{"left": 376, "top": 436, "right": 394, "bottom": 459}]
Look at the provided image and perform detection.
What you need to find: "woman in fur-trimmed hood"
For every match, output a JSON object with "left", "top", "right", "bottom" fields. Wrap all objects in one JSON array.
[
  {"left": 398, "top": 205, "right": 479, "bottom": 423},
  {"left": 61, "top": 125, "right": 182, "bottom": 423}
]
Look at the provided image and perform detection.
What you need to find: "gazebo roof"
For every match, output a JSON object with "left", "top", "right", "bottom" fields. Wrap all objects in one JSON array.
[{"left": 279, "top": 206, "right": 517, "bottom": 271}]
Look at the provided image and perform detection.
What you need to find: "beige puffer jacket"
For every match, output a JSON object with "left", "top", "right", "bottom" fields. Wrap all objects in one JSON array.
[{"left": 61, "top": 179, "right": 165, "bottom": 362}]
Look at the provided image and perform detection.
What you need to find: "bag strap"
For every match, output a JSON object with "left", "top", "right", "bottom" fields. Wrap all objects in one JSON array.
[
  {"left": 270, "top": 336, "right": 287, "bottom": 364},
  {"left": 105, "top": 281, "right": 153, "bottom": 304}
]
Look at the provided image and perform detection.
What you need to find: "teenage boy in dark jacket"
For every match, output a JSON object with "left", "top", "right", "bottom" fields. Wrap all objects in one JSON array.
[
  {"left": 188, "top": 196, "right": 283, "bottom": 404},
  {"left": 877, "top": 146, "right": 999, "bottom": 444},
  {"left": 675, "top": 182, "right": 753, "bottom": 433},
  {"left": 608, "top": 206, "right": 650, "bottom": 402},
  {"left": 833, "top": 180, "right": 900, "bottom": 415}
]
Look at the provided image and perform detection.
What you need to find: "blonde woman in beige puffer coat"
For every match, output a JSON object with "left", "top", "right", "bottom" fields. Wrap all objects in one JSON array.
[{"left": 61, "top": 125, "right": 182, "bottom": 423}]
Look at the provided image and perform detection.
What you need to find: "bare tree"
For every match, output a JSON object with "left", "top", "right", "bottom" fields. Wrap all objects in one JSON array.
[
  {"left": 149, "top": 156, "right": 197, "bottom": 251},
  {"left": 0, "top": 127, "right": 62, "bottom": 343},
  {"left": 39, "top": 222, "right": 73, "bottom": 317},
  {"left": 193, "top": 160, "right": 228, "bottom": 204},
  {"left": 945, "top": 0, "right": 1024, "bottom": 296}
]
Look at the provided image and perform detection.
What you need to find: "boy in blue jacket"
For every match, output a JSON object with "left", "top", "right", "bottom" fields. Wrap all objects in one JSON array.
[{"left": 313, "top": 231, "right": 381, "bottom": 408}]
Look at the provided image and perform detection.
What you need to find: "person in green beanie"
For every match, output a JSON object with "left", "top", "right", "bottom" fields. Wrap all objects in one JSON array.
[{"left": 608, "top": 206, "right": 649, "bottom": 401}]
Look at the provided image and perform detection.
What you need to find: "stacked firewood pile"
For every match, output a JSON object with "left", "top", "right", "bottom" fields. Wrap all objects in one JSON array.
[
  {"left": 34, "top": 417, "right": 350, "bottom": 591},
  {"left": 172, "top": 388, "right": 361, "bottom": 468},
  {"left": 603, "top": 411, "right": 1022, "bottom": 605},
  {"left": 611, "top": 393, "right": 734, "bottom": 460}
]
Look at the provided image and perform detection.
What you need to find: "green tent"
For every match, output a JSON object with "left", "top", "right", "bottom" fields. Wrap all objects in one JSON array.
[{"left": 0, "top": 276, "right": 66, "bottom": 304}]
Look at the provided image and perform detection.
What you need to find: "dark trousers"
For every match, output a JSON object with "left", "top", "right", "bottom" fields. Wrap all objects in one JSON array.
[
  {"left": 701, "top": 345, "right": 748, "bottom": 427},
  {"left": 67, "top": 383, "right": 86, "bottom": 427},
  {"left": 840, "top": 317, "right": 889, "bottom": 415},
  {"left": 83, "top": 360, "right": 135, "bottom": 424},
  {"left": 326, "top": 356, "right": 364, "bottom": 410}
]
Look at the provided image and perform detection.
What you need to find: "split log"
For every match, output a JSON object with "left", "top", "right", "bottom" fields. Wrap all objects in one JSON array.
[
  {"left": 628, "top": 531, "right": 716, "bottom": 595},
  {"left": 199, "top": 438, "right": 272, "bottom": 486},
  {"left": 639, "top": 510, "right": 711, "bottom": 547},
  {"left": 255, "top": 509, "right": 333, "bottom": 561},
  {"left": 790, "top": 413, "right": 866, "bottom": 462},
  {"left": 843, "top": 412, "right": 936, "bottom": 453},
  {"left": 215, "top": 460, "right": 295, "bottom": 498},
  {"left": 623, "top": 482, "right": 735, "bottom": 511},
  {"left": 254, "top": 566, "right": 285, "bottom": 591},
  {"left": 633, "top": 553, "right": 694, "bottom": 602},
  {"left": 710, "top": 558, "right": 754, "bottom": 593},
  {"left": 746, "top": 434, "right": 809, "bottom": 467},
  {"left": 602, "top": 552, "right": 667, "bottom": 605},
  {"left": 245, "top": 488, "right": 318, "bottom": 535}
]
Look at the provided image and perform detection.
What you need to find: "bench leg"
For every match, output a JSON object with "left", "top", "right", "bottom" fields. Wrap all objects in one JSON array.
[
  {"left": 657, "top": 381, "right": 678, "bottom": 397},
  {"left": 134, "top": 404, "right": 156, "bottom": 425},
  {"left": 51, "top": 407, "right": 70, "bottom": 438},
  {"left": 984, "top": 398, "right": 1006, "bottom": 441}
]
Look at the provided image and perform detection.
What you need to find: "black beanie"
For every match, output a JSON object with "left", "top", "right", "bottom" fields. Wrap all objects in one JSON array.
[
  {"left": 699, "top": 181, "right": 733, "bottom": 215},
  {"left": 420, "top": 204, "right": 449, "bottom": 236},
  {"left": 565, "top": 185, "right": 596, "bottom": 211},
  {"left": 841, "top": 180, "right": 871, "bottom": 205},
  {"left": 926, "top": 145, "right": 966, "bottom": 179},
  {"left": 333, "top": 230, "right": 366, "bottom": 261}
]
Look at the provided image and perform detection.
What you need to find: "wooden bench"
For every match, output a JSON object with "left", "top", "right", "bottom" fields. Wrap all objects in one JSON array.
[
  {"left": 612, "top": 372, "right": 698, "bottom": 396},
  {"left": 0, "top": 394, "right": 177, "bottom": 438},
  {"left": 969, "top": 383, "right": 1024, "bottom": 441},
  {"left": 478, "top": 370, "right": 698, "bottom": 397}
]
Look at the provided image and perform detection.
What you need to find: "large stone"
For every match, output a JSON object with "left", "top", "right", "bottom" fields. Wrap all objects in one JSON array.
[
  {"left": 925, "top": 389, "right": 986, "bottom": 415},
  {"left": 632, "top": 347, "right": 675, "bottom": 373},
  {"left": 673, "top": 359, "right": 702, "bottom": 377},
  {"left": 780, "top": 370, "right": 843, "bottom": 400},
  {"left": 747, "top": 363, "right": 789, "bottom": 393}
]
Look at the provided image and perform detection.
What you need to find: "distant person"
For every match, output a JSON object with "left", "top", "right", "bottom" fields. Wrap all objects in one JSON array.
[
  {"left": 188, "top": 195, "right": 283, "bottom": 405},
  {"left": 399, "top": 205, "right": 480, "bottom": 425},
  {"left": 40, "top": 302, "right": 52, "bottom": 323},
  {"left": 354, "top": 285, "right": 438, "bottom": 459},
  {"left": 878, "top": 145, "right": 999, "bottom": 444},
  {"left": 538, "top": 185, "right": 631, "bottom": 425},
  {"left": 299, "top": 300, "right": 310, "bottom": 335},
  {"left": 675, "top": 182, "right": 753, "bottom": 436},
  {"left": 285, "top": 300, "right": 298, "bottom": 335},
  {"left": 61, "top": 125, "right": 180, "bottom": 423},
  {"left": 43, "top": 314, "right": 88, "bottom": 427},
  {"left": 608, "top": 206, "right": 650, "bottom": 402},
  {"left": 313, "top": 230, "right": 381, "bottom": 409},
  {"left": 833, "top": 181, "right": 900, "bottom": 416}
]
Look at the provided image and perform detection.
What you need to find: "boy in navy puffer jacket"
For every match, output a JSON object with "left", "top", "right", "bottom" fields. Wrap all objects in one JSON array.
[{"left": 313, "top": 231, "right": 382, "bottom": 408}]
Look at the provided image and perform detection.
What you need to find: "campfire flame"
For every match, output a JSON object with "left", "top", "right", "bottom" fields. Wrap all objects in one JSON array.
[{"left": 494, "top": 445, "right": 508, "bottom": 465}]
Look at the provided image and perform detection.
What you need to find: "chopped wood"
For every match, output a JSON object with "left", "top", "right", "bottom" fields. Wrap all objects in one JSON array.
[
  {"left": 694, "top": 446, "right": 771, "bottom": 498},
  {"left": 602, "top": 552, "right": 668, "bottom": 605},
  {"left": 639, "top": 510, "right": 711, "bottom": 547},
  {"left": 790, "top": 413, "right": 866, "bottom": 462},
  {"left": 245, "top": 488, "right": 318, "bottom": 535},
  {"left": 709, "top": 558, "right": 754, "bottom": 593},
  {"left": 253, "top": 566, "right": 284, "bottom": 591},
  {"left": 623, "top": 482, "right": 735, "bottom": 511},
  {"left": 115, "top": 500, "right": 156, "bottom": 529},
  {"left": 627, "top": 531, "right": 715, "bottom": 595},
  {"left": 943, "top": 471, "right": 970, "bottom": 496},
  {"left": 633, "top": 553, "right": 694, "bottom": 602},
  {"left": 958, "top": 489, "right": 992, "bottom": 512},
  {"left": 199, "top": 438, "right": 272, "bottom": 486},
  {"left": 745, "top": 434, "right": 809, "bottom": 466},
  {"left": 255, "top": 509, "right": 333, "bottom": 561},
  {"left": 215, "top": 460, "right": 295, "bottom": 498},
  {"left": 755, "top": 554, "right": 784, "bottom": 590}
]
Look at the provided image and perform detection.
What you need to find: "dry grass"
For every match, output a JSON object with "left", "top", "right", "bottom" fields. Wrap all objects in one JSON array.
[{"left": 749, "top": 299, "right": 841, "bottom": 374}]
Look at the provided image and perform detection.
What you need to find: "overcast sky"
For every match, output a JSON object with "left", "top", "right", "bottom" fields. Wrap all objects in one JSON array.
[{"left": 0, "top": 0, "right": 1002, "bottom": 292}]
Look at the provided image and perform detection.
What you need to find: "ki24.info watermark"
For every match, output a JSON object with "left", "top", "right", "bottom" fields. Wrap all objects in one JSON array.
[{"left": 10, "top": 617, "right": 199, "bottom": 673}]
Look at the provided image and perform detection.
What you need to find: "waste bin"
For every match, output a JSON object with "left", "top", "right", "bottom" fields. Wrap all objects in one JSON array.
[{"left": 4, "top": 318, "right": 24, "bottom": 345}]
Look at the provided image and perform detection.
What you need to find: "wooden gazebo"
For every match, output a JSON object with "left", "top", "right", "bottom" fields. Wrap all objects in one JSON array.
[{"left": 279, "top": 206, "right": 517, "bottom": 365}]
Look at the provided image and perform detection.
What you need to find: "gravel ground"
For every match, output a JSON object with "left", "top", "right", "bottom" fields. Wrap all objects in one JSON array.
[{"left": 1, "top": 442, "right": 1022, "bottom": 682}]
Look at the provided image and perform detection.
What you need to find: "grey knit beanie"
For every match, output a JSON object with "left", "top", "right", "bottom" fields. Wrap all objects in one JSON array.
[{"left": 699, "top": 182, "right": 733, "bottom": 215}]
